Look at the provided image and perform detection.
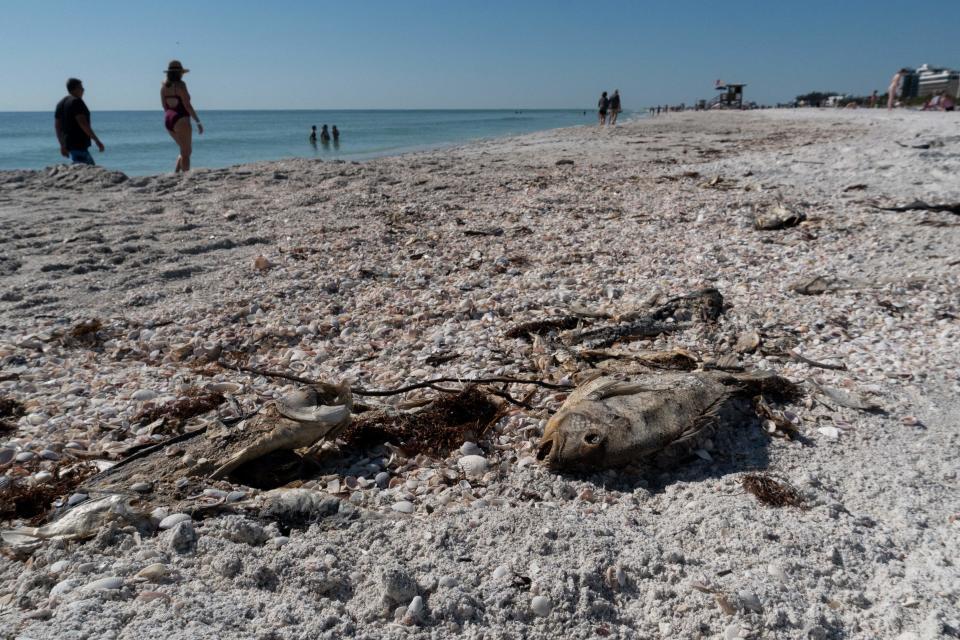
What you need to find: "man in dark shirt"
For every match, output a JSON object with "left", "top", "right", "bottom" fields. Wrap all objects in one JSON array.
[
  {"left": 609, "top": 90, "right": 622, "bottom": 125},
  {"left": 54, "top": 78, "right": 104, "bottom": 165}
]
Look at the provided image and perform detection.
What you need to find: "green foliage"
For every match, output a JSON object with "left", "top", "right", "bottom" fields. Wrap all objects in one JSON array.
[{"left": 794, "top": 91, "right": 836, "bottom": 105}]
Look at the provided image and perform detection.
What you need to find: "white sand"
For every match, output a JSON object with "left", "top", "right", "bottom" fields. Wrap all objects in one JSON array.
[{"left": 0, "top": 109, "right": 958, "bottom": 639}]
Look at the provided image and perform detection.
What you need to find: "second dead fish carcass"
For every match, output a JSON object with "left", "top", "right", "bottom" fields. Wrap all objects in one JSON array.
[
  {"left": 209, "top": 382, "right": 352, "bottom": 479},
  {"left": 1, "top": 495, "right": 145, "bottom": 548},
  {"left": 536, "top": 371, "right": 800, "bottom": 470}
]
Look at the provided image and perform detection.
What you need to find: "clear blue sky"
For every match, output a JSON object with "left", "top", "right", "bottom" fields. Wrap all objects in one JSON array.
[{"left": 2, "top": 0, "right": 958, "bottom": 110}]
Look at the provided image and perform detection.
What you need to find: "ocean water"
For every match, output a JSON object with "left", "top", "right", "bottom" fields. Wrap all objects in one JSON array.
[{"left": 0, "top": 109, "right": 607, "bottom": 176}]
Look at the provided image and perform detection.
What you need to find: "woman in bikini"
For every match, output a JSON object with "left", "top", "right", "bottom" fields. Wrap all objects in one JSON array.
[{"left": 161, "top": 60, "right": 203, "bottom": 172}]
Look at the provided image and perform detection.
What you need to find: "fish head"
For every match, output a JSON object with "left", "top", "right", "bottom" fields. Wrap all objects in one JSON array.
[{"left": 537, "top": 409, "right": 618, "bottom": 470}]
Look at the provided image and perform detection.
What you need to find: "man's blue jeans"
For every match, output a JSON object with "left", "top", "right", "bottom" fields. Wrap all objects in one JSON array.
[{"left": 69, "top": 149, "right": 95, "bottom": 165}]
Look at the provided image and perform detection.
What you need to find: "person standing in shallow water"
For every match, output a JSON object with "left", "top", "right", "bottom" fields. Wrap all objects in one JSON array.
[
  {"left": 320, "top": 125, "right": 331, "bottom": 143},
  {"left": 161, "top": 60, "right": 203, "bottom": 172},
  {"left": 332, "top": 125, "right": 339, "bottom": 141},
  {"left": 54, "top": 78, "right": 105, "bottom": 165},
  {"left": 309, "top": 126, "right": 317, "bottom": 143},
  {"left": 609, "top": 90, "right": 622, "bottom": 125},
  {"left": 598, "top": 91, "right": 609, "bottom": 126}
]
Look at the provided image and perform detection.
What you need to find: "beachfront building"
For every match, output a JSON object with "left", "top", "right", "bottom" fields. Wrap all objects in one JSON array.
[{"left": 915, "top": 64, "right": 959, "bottom": 98}]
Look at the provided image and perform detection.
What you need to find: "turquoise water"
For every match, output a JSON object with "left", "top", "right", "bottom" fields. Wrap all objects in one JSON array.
[{"left": 0, "top": 109, "right": 605, "bottom": 176}]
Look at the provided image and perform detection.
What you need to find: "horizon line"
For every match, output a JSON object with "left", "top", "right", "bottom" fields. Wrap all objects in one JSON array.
[{"left": 0, "top": 107, "right": 600, "bottom": 114}]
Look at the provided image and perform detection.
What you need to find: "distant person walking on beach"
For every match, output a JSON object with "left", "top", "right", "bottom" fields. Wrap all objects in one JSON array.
[
  {"left": 54, "top": 78, "right": 104, "bottom": 165},
  {"left": 869, "top": 90, "right": 878, "bottom": 108},
  {"left": 609, "top": 90, "right": 622, "bottom": 125},
  {"left": 161, "top": 60, "right": 203, "bottom": 172},
  {"left": 320, "top": 125, "right": 331, "bottom": 143},
  {"left": 598, "top": 91, "right": 609, "bottom": 125},
  {"left": 887, "top": 69, "right": 908, "bottom": 110},
  {"left": 309, "top": 126, "right": 317, "bottom": 143}
]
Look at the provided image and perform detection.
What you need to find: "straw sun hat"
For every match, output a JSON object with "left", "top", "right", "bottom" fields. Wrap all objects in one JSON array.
[{"left": 165, "top": 60, "right": 190, "bottom": 74}]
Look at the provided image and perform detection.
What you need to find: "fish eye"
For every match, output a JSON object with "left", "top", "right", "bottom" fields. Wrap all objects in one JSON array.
[{"left": 584, "top": 433, "right": 601, "bottom": 446}]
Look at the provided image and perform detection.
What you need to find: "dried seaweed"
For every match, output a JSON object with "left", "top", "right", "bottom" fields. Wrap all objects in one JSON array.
[
  {"left": 741, "top": 473, "right": 807, "bottom": 509},
  {"left": 341, "top": 386, "right": 503, "bottom": 456},
  {"left": 0, "top": 463, "right": 98, "bottom": 525},
  {"left": 504, "top": 316, "right": 580, "bottom": 340},
  {"left": 131, "top": 387, "right": 225, "bottom": 431}
]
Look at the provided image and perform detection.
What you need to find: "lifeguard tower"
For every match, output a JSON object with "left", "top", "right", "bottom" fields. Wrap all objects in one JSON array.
[{"left": 712, "top": 82, "right": 746, "bottom": 109}]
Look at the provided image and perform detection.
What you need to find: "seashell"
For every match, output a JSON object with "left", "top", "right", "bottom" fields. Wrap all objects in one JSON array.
[
  {"left": 817, "top": 427, "right": 841, "bottom": 440},
  {"left": 136, "top": 563, "right": 170, "bottom": 582},
  {"left": 67, "top": 493, "right": 89, "bottom": 506},
  {"left": 530, "top": 595, "right": 552, "bottom": 617},
  {"left": 49, "top": 560, "right": 71, "bottom": 574},
  {"left": 137, "top": 591, "right": 172, "bottom": 603},
  {"left": 158, "top": 513, "right": 192, "bottom": 530},
  {"left": 458, "top": 455, "right": 488, "bottom": 479},
  {"left": 406, "top": 595, "right": 424, "bottom": 617},
  {"left": 50, "top": 579, "right": 81, "bottom": 598},
  {"left": 605, "top": 565, "right": 626, "bottom": 591},
  {"left": 254, "top": 255, "right": 272, "bottom": 271},
  {"left": 84, "top": 576, "right": 123, "bottom": 591},
  {"left": 715, "top": 594, "right": 736, "bottom": 616},
  {"left": 206, "top": 381, "right": 241, "bottom": 395},
  {"left": 737, "top": 590, "right": 763, "bottom": 613},
  {"left": 459, "top": 441, "right": 483, "bottom": 456},
  {"left": 392, "top": 501, "right": 415, "bottom": 514}
]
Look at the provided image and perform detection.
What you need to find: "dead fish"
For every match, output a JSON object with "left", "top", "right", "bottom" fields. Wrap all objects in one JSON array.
[
  {"left": 1, "top": 495, "right": 140, "bottom": 547},
  {"left": 209, "top": 383, "right": 352, "bottom": 480},
  {"left": 537, "top": 371, "right": 800, "bottom": 470}
]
